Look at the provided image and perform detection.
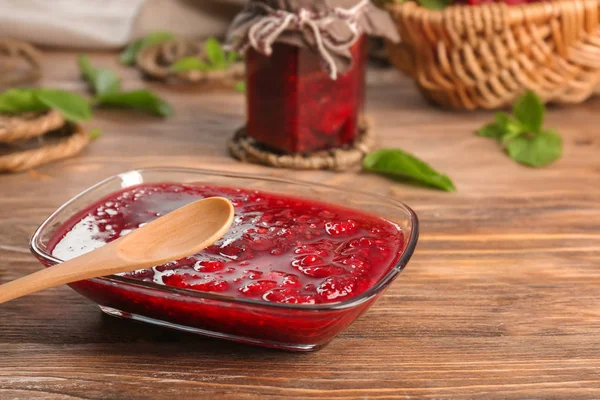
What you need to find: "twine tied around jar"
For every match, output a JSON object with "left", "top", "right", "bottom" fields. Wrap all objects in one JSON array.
[
  {"left": 244, "top": 0, "right": 370, "bottom": 79},
  {"left": 227, "top": 0, "right": 399, "bottom": 77}
]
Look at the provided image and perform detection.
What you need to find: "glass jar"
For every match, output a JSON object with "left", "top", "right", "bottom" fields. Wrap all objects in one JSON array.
[{"left": 245, "top": 36, "right": 367, "bottom": 154}]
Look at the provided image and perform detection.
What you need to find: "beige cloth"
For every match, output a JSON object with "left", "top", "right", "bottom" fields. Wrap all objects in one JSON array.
[
  {"left": 0, "top": 0, "right": 244, "bottom": 49},
  {"left": 0, "top": 0, "right": 145, "bottom": 48}
]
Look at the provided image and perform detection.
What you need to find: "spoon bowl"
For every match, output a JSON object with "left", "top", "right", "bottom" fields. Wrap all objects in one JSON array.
[
  {"left": 118, "top": 196, "right": 234, "bottom": 264},
  {"left": 0, "top": 196, "right": 234, "bottom": 304}
]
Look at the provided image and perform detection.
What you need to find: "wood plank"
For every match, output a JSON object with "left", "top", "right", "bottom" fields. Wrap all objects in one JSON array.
[{"left": 0, "top": 51, "right": 599, "bottom": 399}]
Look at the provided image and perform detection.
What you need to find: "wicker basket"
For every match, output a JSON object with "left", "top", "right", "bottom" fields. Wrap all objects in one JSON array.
[{"left": 384, "top": 0, "right": 600, "bottom": 110}]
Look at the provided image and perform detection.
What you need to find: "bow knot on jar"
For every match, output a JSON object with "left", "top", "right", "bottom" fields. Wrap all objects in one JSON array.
[{"left": 246, "top": 0, "right": 370, "bottom": 79}]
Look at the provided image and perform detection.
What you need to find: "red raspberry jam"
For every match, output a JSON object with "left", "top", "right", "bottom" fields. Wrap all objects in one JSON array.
[
  {"left": 49, "top": 183, "right": 404, "bottom": 305},
  {"left": 41, "top": 182, "right": 412, "bottom": 350},
  {"left": 245, "top": 36, "right": 367, "bottom": 154}
]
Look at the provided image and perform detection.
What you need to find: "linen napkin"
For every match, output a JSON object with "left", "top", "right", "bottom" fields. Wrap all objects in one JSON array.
[{"left": 0, "top": 0, "right": 145, "bottom": 48}]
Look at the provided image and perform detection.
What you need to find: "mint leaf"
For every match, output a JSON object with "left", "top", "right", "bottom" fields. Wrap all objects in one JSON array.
[
  {"left": 364, "top": 149, "right": 456, "bottom": 192},
  {"left": 35, "top": 89, "right": 92, "bottom": 122},
  {"left": 476, "top": 122, "right": 504, "bottom": 140},
  {"left": 513, "top": 90, "right": 544, "bottom": 134},
  {"left": 97, "top": 89, "right": 172, "bottom": 117},
  {"left": 170, "top": 57, "right": 211, "bottom": 72},
  {"left": 120, "top": 32, "right": 175, "bottom": 65},
  {"left": 227, "top": 51, "right": 240, "bottom": 64},
  {"left": 506, "top": 129, "right": 562, "bottom": 167},
  {"left": 476, "top": 90, "right": 561, "bottom": 167},
  {"left": 0, "top": 88, "right": 91, "bottom": 121},
  {"left": 494, "top": 112, "right": 511, "bottom": 131},
  {"left": 78, "top": 55, "right": 171, "bottom": 118},
  {"left": 475, "top": 122, "right": 505, "bottom": 140},
  {"left": 78, "top": 55, "right": 120, "bottom": 96},
  {"left": 0, "top": 88, "right": 46, "bottom": 114},
  {"left": 89, "top": 128, "right": 102, "bottom": 140},
  {"left": 234, "top": 81, "right": 246, "bottom": 93},
  {"left": 476, "top": 112, "right": 512, "bottom": 140},
  {"left": 417, "top": 0, "right": 451, "bottom": 10},
  {"left": 170, "top": 39, "right": 239, "bottom": 72},
  {"left": 501, "top": 117, "right": 527, "bottom": 145},
  {"left": 204, "top": 38, "right": 226, "bottom": 68}
]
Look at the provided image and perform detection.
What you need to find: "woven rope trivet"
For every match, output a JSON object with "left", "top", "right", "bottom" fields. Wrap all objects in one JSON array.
[
  {"left": 0, "top": 110, "right": 65, "bottom": 144},
  {"left": 0, "top": 123, "right": 90, "bottom": 173},
  {"left": 136, "top": 38, "right": 244, "bottom": 85},
  {"left": 0, "top": 39, "right": 42, "bottom": 88},
  {"left": 228, "top": 116, "right": 375, "bottom": 171}
]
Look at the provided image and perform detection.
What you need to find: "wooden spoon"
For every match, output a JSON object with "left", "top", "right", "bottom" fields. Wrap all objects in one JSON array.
[{"left": 0, "top": 197, "right": 234, "bottom": 305}]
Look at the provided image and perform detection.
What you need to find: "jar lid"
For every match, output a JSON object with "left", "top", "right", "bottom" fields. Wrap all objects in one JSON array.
[{"left": 226, "top": 0, "right": 400, "bottom": 79}]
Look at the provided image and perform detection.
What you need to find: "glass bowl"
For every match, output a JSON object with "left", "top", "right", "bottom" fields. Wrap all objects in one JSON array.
[{"left": 30, "top": 168, "right": 419, "bottom": 351}]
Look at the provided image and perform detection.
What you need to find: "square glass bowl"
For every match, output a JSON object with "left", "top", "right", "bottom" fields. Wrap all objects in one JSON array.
[{"left": 30, "top": 168, "right": 419, "bottom": 351}]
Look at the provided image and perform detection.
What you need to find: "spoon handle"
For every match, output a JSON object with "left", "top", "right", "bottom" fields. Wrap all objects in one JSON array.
[
  {"left": 0, "top": 197, "right": 234, "bottom": 305},
  {"left": 0, "top": 242, "right": 126, "bottom": 304}
]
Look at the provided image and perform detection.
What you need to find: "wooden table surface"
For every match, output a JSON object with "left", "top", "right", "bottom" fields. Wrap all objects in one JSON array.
[{"left": 0, "top": 51, "right": 599, "bottom": 400}]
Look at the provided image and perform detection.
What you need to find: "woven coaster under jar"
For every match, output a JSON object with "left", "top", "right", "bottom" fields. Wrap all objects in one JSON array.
[
  {"left": 0, "top": 114, "right": 90, "bottom": 173},
  {"left": 228, "top": 116, "right": 375, "bottom": 171},
  {"left": 136, "top": 38, "right": 244, "bottom": 86}
]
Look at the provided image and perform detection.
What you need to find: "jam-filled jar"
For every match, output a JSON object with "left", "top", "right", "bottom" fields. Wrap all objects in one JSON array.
[
  {"left": 227, "top": 0, "right": 399, "bottom": 154},
  {"left": 245, "top": 37, "right": 367, "bottom": 153}
]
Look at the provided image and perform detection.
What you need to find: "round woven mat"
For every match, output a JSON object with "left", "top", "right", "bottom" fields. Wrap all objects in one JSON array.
[
  {"left": 228, "top": 117, "right": 375, "bottom": 171},
  {"left": 0, "top": 39, "right": 42, "bottom": 89},
  {"left": 136, "top": 38, "right": 244, "bottom": 85},
  {"left": 0, "top": 110, "right": 65, "bottom": 143},
  {"left": 0, "top": 123, "right": 90, "bottom": 173}
]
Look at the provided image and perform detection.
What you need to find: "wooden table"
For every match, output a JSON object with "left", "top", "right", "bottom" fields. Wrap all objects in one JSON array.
[{"left": 1, "top": 51, "right": 599, "bottom": 400}]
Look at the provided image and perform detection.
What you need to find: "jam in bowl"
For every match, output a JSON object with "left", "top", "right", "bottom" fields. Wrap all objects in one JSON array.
[{"left": 31, "top": 168, "right": 418, "bottom": 351}]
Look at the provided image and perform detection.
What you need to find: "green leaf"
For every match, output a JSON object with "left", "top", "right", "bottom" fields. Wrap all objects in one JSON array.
[
  {"left": 204, "top": 37, "right": 226, "bottom": 68},
  {"left": 417, "top": 0, "right": 451, "bottom": 10},
  {"left": 234, "top": 81, "right": 246, "bottom": 93},
  {"left": 476, "top": 121, "right": 504, "bottom": 140},
  {"left": 476, "top": 113, "right": 508, "bottom": 140},
  {"left": 97, "top": 89, "right": 172, "bottom": 117},
  {"left": 494, "top": 112, "right": 511, "bottom": 131},
  {"left": 506, "top": 129, "right": 562, "bottom": 167},
  {"left": 89, "top": 128, "right": 102, "bottom": 140},
  {"left": 476, "top": 112, "right": 525, "bottom": 145},
  {"left": 120, "top": 31, "right": 175, "bottom": 65},
  {"left": 513, "top": 90, "right": 544, "bottom": 134},
  {"left": 170, "top": 57, "right": 212, "bottom": 72},
  {"left": 0, "top": 88, "right": 47, "bottom": 114},
  {"left": 78, "top": 55, "right": 121, "bottom": 96},
  {"left": 0, "top": 88, "right": 92, "bottom": 121},
  {"left": 93, "top": 70, "right": 121, "bottom": 96},
  {"left": 35, "top": 89, "right": 92, "bottom": 122},
  {"left": 227, "top": 50, "right": 240, "bottom": 65},
  {"left": 363, "top": 149, "right": 456, "bottom": 192},
  {"left": 475, "top": 90, "right": 562, "bottom": 167}
]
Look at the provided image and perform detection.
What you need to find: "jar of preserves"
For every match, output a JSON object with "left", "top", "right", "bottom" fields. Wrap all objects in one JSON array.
[{"left": 227, "top": 0, "right": 399, "bottom": 154}]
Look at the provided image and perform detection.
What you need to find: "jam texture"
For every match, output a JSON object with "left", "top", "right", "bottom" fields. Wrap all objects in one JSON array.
[
  {"left": 42, "top": 182, "right": 410, "bottom": 349},
  {"left": 245, "top": 37, "right": 367, "bottom": 154},
  {"left": 51, "top": 183, "right": 404, "bottom": 305}
]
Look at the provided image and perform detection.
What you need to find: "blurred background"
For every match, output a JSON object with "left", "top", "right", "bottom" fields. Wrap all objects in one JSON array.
[{"left": 0, "top": 0, "right": 245, "bottom": 49}]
